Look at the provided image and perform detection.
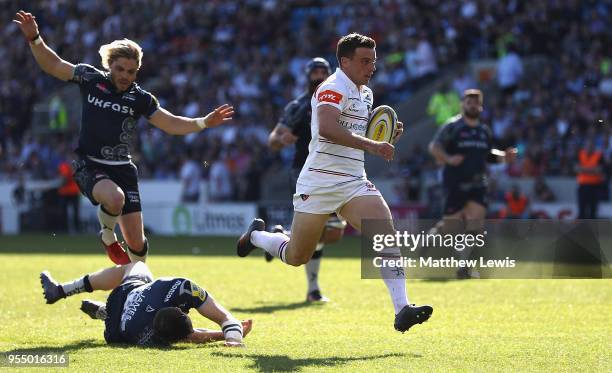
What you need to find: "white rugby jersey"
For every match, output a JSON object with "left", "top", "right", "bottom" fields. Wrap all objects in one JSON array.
[{"left": 297, "top": 68, "right": 374, "bottom": 188}]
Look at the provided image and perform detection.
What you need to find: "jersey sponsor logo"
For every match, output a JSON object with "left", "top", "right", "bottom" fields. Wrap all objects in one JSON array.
[
  {"left": 126, "top": 191, "right": 140, "bottom": 204},
  {"left": 318, "top": 90, "right": 343, "bottom": 104},
  {"left": 457, "top": 140, "right": 489, "bottom": 149},
  {"left": 87, "top": 94, "right": 135, "bottom": 116},
  {"left": 338, "top": 119, "right": 367, "bottom": 132},
  {"left": 145, "top": 305, "right": 156, "bottom": 313},
  {"left": 164, "top": 279, "right": 183, "bottom": 303},
  {"left": 120, "top": 288, "right": 147, "bottom": 331},
  {"left": 189, "top": 282, "right": 207, "bottom": 302},
  {"left": 300, "top": 194, "right": 310, "bottom": 201},
  {"left": 96, "top": 83, "right": 110, "bottom": 94}
]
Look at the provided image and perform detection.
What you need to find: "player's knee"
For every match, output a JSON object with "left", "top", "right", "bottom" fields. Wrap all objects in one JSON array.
[
  {"left": 105, "top": 190, "right": 125, "bottom": 212},
  {"left": 286, "top": 251, "right": 311, "bottom": 266}
]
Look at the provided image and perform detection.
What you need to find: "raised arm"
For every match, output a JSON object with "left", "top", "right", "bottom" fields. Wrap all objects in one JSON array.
[
  {"left": 148, "top": 104, "right": 234, "bottom": 135},
  {"left": 13, "top": 10, "right": 75, "bottom": 81}
]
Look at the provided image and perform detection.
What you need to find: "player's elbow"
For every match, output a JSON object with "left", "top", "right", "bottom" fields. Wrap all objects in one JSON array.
[
  {"left": 318, "top": 122, "right": 334, "bottom": 140},
  {"left": 428, "top": 142, "right": 437, "bottom": 155}
]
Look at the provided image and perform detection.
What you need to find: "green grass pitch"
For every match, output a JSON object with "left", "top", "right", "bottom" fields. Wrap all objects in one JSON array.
[{"left": 0, "top": 234, "right": 610, "bottom": 372}]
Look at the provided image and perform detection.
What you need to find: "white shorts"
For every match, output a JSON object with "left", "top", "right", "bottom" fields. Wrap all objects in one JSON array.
[
  {"left": 122, "top": 261, "right": 153, "bottom": 282},
  {"left": 293, "top": 179, "right": 382, "bottom": 215}
]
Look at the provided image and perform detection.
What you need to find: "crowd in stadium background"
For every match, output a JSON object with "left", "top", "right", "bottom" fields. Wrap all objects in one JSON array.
[{"left": 0, "top": 0, "right": 610, "bottom": 205}]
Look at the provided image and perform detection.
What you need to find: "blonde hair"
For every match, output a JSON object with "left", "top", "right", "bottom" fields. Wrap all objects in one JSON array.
[{"left": 98, "top": 38, "right": 143, "bottom": 70}]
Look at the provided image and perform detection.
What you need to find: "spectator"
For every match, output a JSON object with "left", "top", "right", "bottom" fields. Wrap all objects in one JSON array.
[
  {"left": 179, "top": 149, "right": 202, "bottom": 203},
  {"left": 502, "top": 184, "right": 530, "bottom": 219},
  {"left": 533, "top": 176, "right": 556, "bottom": 202},
  {"left": 427, "top": 82, "right": 461, "bottom": 126},
  {"left": 497, "top": 44, "right": 523, "bottom": 97},
  {"left": 57, "top": 153, "right": 80, "bottom": 233},
  {"left": 208, "top": 153, "right": 232, "bottom": 202},
  {"left": 452, "top": 66, "right": 477, "bottom": 97},
  {"left": 576, "top": 139, "right": 606, "bottom": 219}
]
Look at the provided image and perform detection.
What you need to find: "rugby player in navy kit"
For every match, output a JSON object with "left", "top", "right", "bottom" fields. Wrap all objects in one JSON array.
[
  {"left": 40, "top": 264, "right": 252, "bottom": 346},
  {"left": 267, "top": 57, "right": 347, "bottom": 302},
  {"left": 428, "top": 89, "right": 516, "bottom": 278},
  {"left": 14, "top": 10, "right": 234, "bottom": 264}
]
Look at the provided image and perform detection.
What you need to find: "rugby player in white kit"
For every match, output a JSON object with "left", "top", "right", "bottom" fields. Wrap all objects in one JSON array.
[{"left": 237, "top": 33, "right": 432, "bottom": 332}]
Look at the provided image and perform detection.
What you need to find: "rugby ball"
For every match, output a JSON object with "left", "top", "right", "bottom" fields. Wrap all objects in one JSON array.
[{"left": 366, "top": 105, "right": 398, "bottom": 144}]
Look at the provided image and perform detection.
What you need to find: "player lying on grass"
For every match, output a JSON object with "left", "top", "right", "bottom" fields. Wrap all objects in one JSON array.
[{"left": 40, "top": 262, "right": 252, "bottom": 347}]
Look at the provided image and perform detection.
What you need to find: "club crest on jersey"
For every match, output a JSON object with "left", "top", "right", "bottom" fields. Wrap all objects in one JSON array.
[
  {"left": 87, "top": 94, "right": 135, "bottom": 115},
  {"left": 318, "top": 90, "right": 342, "bottom": 104},
  {"left": 122, "top": 93, "right": 136, "bottom": 101},
  {"left": 96, "top": 83, "right": 110, "bottom": 94},
  {"left": 348, "top": 102, "right": 360, "bottom": 113}
]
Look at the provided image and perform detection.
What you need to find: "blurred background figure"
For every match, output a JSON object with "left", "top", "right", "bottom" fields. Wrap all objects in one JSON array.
[
  {"left": 179, "top": 149, "right": 201, "bottom": 203},
  {"left": 501, "top": 184, "right": 530, "bottom": 219},
  {"left": 57, "top": 151, "right": 80, "bottom": 233},
  {"left": 576, "top": 139, "right": 606, "bottom": 219}
]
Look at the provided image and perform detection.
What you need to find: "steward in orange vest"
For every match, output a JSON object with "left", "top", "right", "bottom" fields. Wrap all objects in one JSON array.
[
  {"left": 503, "top": 185, "right": 529, "bottom": 219},
  {"left": 58, "top": 159, "right": 81, "bottom": 232},
  {"left": 576, "top": 142, "right": 605, "bottom": 219}
]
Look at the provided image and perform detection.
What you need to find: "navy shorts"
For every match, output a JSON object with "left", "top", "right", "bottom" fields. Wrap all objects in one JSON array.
[
  {"left": 443, "top": 185, "right": 488, "bottom": 216},
  {"left": 72, "top": 157, "right": 142, "bottom": 214}
]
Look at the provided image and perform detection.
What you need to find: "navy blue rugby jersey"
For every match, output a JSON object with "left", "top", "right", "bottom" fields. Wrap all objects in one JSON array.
[{"left": 70, "top": 64, "right": 159, "bottom": 162}]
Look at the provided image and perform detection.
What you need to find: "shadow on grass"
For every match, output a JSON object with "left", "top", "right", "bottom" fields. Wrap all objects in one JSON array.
[
  {"left": 2, "top": 339, "right": 106, "bottom": 355},
  {"left": 2, "top": 339, "right": 226, "bottom": 355},
  {"left": 212, "top": 352, "right": 418, "bottom": 372},
  {"left": 417, "top": 278, "right": 456, "bottom": 283},
  {"left": 230, "top": 300, "right": 325, "bottom": 314}
]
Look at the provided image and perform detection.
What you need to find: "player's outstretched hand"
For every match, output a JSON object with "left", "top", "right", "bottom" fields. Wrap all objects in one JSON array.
[
  {"left": 392, "top": 121, "right": 404, "bottom": 144},
  {"left": 504, "top": 147, "right": 518, "bottom": 163},
  {"left": 242, "top": 319, "right": 253, "bottom": 338},
  {"left": 13, "top": 10, "right": 39, "bottom": 41},
  {"left": 203, "top": 104, "right": 234, "bottom": 128},
  {"left": 368, "top": 141, "right": 395, "bottom": 161}
]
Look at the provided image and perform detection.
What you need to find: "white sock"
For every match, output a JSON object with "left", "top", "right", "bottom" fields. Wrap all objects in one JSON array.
[
  {"left": 127, "top": 239, "right": 149, "bottom": 263},
  {"left": 305, "top": 243, "right": 324, "bottom": 292},
  {"left": 61, "top": 275, "right": 92, "bottom": 297},
  {"left": 250, "top": 231, "right": 290, "bottom": 263},
  {"left": 221, "top": 319, "right": 243, "bottom": 342},
  {"left": 379, "top": 248, "right": 409, "bottom": 314},
  {"left": 98, "top": 206, "right": 119, "bottom": 245}
]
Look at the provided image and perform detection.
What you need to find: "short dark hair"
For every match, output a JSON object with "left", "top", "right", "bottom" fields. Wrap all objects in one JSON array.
[
  {"left": 336, "top": 33, "right": 376, "bottom": 65},
  {"left": 153, "top": 307, "right": 194, "bottom": 344}
]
